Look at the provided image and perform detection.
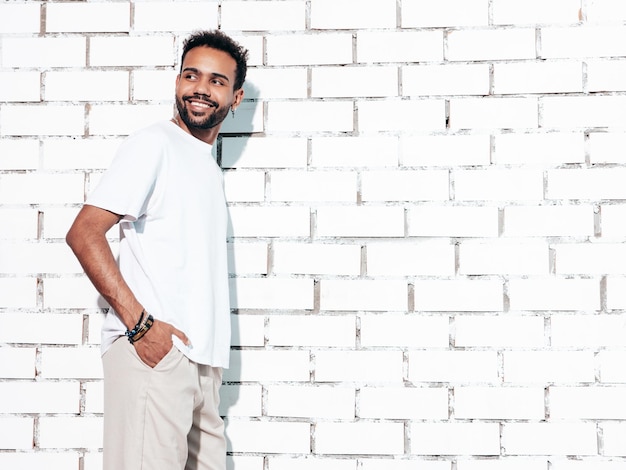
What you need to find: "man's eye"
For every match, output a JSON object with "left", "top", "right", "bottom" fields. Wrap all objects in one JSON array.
[
  {"left": 186, "top": 74, "right": 197, "bottom": 80},
  {"left": 211, "top": 79, "right": 224, "bottom": 86}
]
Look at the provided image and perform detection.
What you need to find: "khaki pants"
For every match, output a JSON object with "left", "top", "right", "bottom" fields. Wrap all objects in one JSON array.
[{"left": 102, "top": 337, "right": 225, "bottom": 470}]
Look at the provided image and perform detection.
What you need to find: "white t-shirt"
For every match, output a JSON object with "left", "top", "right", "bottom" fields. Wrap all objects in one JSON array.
[{"left": 87, "top": 120, "right": 231, "bottom": 367}]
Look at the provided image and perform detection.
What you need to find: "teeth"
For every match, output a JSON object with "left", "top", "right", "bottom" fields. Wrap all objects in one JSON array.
[{"left": 190, "top": 101, "right": 211, "bottom": 108}]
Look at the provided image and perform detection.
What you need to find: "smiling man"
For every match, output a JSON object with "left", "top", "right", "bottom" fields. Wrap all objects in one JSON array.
[{"left": 66, "top": 31, "right": 248, "bottom": 470}]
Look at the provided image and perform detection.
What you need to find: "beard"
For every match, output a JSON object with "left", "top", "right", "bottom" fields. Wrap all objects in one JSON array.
[{"left": 175, "top": 94, "right": 230, "bottom": 130}]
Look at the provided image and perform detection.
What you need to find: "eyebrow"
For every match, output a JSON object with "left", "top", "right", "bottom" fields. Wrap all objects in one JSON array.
[{"left": 182, "top": 67, "right": 231, "bottom": 83}]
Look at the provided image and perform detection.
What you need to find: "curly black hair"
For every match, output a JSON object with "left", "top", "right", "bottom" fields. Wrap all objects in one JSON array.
[{"left": 180, "top": 30, "right": 249, "bottom": 91}]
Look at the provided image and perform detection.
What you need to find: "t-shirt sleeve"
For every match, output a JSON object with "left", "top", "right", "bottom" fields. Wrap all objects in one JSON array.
[{"left": 86, "top": 129, "right": 164, "bottom": 221}]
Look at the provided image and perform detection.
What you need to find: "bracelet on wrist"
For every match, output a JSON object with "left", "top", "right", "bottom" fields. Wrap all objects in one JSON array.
[{"left": 125, "top": 309, "right": 154, "bottom": 344}]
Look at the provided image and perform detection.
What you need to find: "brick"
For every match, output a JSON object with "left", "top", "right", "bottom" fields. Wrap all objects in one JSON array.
[
  {"left": 554, "top": 243, "right": 626, "bottom": 274},
  {"left": 88, "top": 104, "right": 173, "bottom": 136},
  {"left": 0, "top": 3, "right": 39, "bottom": 33},
  {"left": 0, "top": 209, "right": 38, "bottom": 239},
  {"left": 357, "top": 31, "right": 444, "bottom": 63},
  {"left": 0, "top": 71, "right": 40, "bottom": 102},
  {"left": 508, "top": 278, "right": 600, "bottom": 311},
  {"left": 83, "top": 452, "right": 104, "bottom": 470},
  {"left": 502, "top": 423, "right": 597, "bottom": 455},
  {"left": 0, "top": 454, "right": 80, "bottom": 470},
  {"left": 0, "top": 242, "right": 82, "bottom": 274},
  {"left": 449, "top": 98, "right": 538, "bottom": 130},
  {"left": 601, "top": 205, "right": 626, "bottom": 238},
  {"left": 410, "top": 423, "right": 500, "bottom": 455},
  {"left": 224, "top": 419, "right": 310, "bottom": 453},
  {"left": 84, "top": 381, "right": 104, "bottom": 414},
  {"left": 409, "top": 205, "right": 499, "bottom": 237},
  {"left": 549, "top": 168, "right": 626, "bottom": 199},
  {"left": 220, "top": 384, "right": 262, "bottom": 417},
  {"left": 312, "top": 66, "right": 398, "bottom": 98},
  {"left": 133, "top": 1, "right": 218, "bottom": 32},
  {"left": 230, "top": 278, "right": 314, "bottom": 310},
  {"left": 246, "top": 68, "right": 307, "bottom": 99},
  {"left": 44, "top": 277, "right": 106, "bottom": 309},
  {"left": 455, "top": 169, "right": 543, "bottom": 201},
  {"left": 360, "top": 314, "right": 449, "bottom": 348},
  {"left": 366, "top": 241, "right": 455, "bottom": 276},
  {"left": 455, "top": 315, "right": 545, "bottom": 348},
  {"left": 402, "top": 134, "right": 490, "bottom": 167},
  {"left": 316, "top": 422, "right": 404, "bottom": 455},
  {"left": 542, "top": 26, "right": 626, "bottom": 59},
  {"left": 228, "top": 242, "right": 268, "bottom": 275},
  {"left": 220, "top": 100, "right": 265, "bottom": 133},
  {"left": 270, "top": 170, "right": 357, "bottom": 202},
  {"left": 494, "top": 61, "right": 583, "bottom": 94},
  {"left": 226, "top": 455, "right": 264, "bottom": 470},
  {"left": 267, "top": 385, "right": 355, "bottom": 418},
  {"left": 448, "top": 28, "right": 536, "bottom": 61},
  {"left": 587, "top": 59, "right": 626, "bottom": 92},
  {"left": 221, "top": 137, "right": 308, "bottom": 169},
  {"left": 0, "top": 278, "right": 37, "bottom": 309},
  {"left": 40, "top": 208, "right": 89, "bottom": 240},
  {"left": 542, "top": 96, "right": 626, "bottom": 128},
  {"left": 0, "top": 417, "right": 34, "bottom": 450},
  {"left": 409, "top": 351, "right": 499, "bottom": 383},
  {"left": 231, "top": 314, "right": 265, "bottom": 347},
  {"left": 87, "top": 313, "right": 105, "bottom": 346},
  {"left": 90, "top": 36, "right": 174, "bottom": 67},
  {"left": 0, "top": 313, "right": 83, "bottom": 345},
  {"left": 39, "top": 417, "right": 103, "bottom": 449},
  {"left": 586, "top": 0, "right": 626, "bottom": 21},
  {"left": 222, "top": 1, "right": 305, "bottom": 31},
  {"left": 315, "top": 351, "right": 403, "bottom": 383},
  {"left": 362, "top": 461, "right": 450, "bottom": 470},
  {"left": 458, "top": 460, "right": 547, "bottom": 470},
  {"left": 228, "top": 206, "right": 310, "bottom": 237},
  {"left": 311, "top": 136, "right": 399, "bottom": 168},
  {"left": 589, "top": 132, "right": 626, "bottom": 164},
  {"left": 311, "top": 0, "right": 396, "bottom": 29},
  {"left": 133, "top": 70, "right": 177, "bottom": 101},
  {"left": 550, "top": 462, "right": 625, "bottom": 470},
  {"left": 0, "top": 347, "right": 36, "bottom": 378},
  {"left": 551, "top": 314, "right": 626, "bottom": 347},
  {"left": 503, "top": 351, "right": 595, "bottom": 383},
  {"left": 267, "top": 101, "right": 353, "bottom": 132},
  {"left": 492, "top": 0, "right": 580, "bottom": 24},
  {"left": 455, "top": 386, "right": 545, "bottom": 420},
  {"left": 45, "top": 71, "right": 129, "bottom": 102},
  {"left": 414, "top": 280, "right": 503, "bottom": 312},
  {"left": 503, "top": 205, "right": 594, "bottom": 237},
  {"left": 46, "top": 2, "right": 130, "bottom": 32},
  {"left": 42, "top": 137, "right": 120, "bottom": 171},
  {"left": 402, "top": 0, "right": 488, "bottom": 27},
  {"left": 266, "top": 33, "right": 353, "bottom": 66},
  {"left": 358, "top": 99, "right": 445, "bottom": 132},
  {"left": 270, "top": 457, "right": 356, "bottom": 470},
  {"left": 320, "top": 279, "right": 408, "bottom": 312},
  {"left": 551, "top": 386, "right": 626, "bottom": 419},
  {"left": 224, "top": 170, "right": 265, "bottom": 203},
  {"left": 403, "top": 64, "right": 490, "bottom": 96},
  {"left": 0, "top": 139, "right": 39, "bottom": 170},
  {"left": 606, "top": 276, "right": 626, "bottom": 310},
  {"left": 494, "top": 132, "right": 585, "bottom": 166},
  {"left": 40, "top": 347, "right": 103, "bottom": 379},
  {"left": 317, "top": 206, "right": 404, "bottom": 238},
  {"left": 458, "top": 241, "right": 549, "bottom": 275},
  {"left": 1, "top": 105, "right": 84, "bottom": 137},
  {"left": 273, "top": 242, "right": 361, "bottom": 276},
  {"left": 361, "top": 170, "right": 449, "bottom": 202},
  {"left": 0, "top": 382, "right": 79, "bottom": 413},
  {"left": 602, "top": 422, "right": 626, "bottom": 456},
  {"left": 231, "top": 35, "right": 264, "bottom": 67},
  {"left": 359, "top": 386, "right": 448, "bottom": 419},
  {"left": 2, "top": 37, "right": 85, "bottom": 67},
  {"left": 269, "top": 314, "right": 355, "bottom": 347}
]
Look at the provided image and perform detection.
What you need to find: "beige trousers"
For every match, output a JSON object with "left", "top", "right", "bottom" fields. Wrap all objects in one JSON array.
[{"left": 102, "top": 337, "right": 225, "bottom": 470}]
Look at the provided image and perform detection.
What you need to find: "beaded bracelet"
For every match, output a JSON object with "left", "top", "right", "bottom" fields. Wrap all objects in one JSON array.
[{"left": 125, "top": 310, "right": 154, "bottom": 344}]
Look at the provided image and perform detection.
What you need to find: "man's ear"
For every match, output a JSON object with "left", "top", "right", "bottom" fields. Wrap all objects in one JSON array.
[{"left": 232, "top": 88, "right": 244, "bottom": 111}]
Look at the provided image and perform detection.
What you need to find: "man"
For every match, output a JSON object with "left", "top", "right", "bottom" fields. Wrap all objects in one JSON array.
[{"left": 66, "top": 30, "right": 247, "bottom": 470}]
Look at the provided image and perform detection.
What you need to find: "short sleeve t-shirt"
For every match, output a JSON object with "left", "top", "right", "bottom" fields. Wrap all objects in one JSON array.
[{"left": 87, "top": 120, "right": 231, "bottom": 367}]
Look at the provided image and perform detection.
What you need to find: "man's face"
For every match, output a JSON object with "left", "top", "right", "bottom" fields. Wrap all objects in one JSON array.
[{"left": 175, "top": 46, "right": 242, "bottom": 131}]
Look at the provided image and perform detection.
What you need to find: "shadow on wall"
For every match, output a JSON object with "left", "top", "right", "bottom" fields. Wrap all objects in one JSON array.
[{"left": 218, "top": 81, "right": 261, "bottom": 470}]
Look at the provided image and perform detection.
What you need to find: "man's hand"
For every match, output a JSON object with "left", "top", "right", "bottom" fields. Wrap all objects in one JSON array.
[{"left": 133, "top": 319, "right": 191, "bottom": 368}]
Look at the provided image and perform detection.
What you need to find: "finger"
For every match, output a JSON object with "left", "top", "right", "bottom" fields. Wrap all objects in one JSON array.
[{"left": 171, "top": 326, "right": 192, "bottom": 347}]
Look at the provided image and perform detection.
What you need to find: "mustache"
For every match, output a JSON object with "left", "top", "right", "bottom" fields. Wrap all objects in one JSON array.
[{"left": 184, "top": 94, "right": 219, "bottom": 108}]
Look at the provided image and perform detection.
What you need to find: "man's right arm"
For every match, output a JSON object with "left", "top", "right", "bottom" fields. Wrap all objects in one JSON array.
[{"left": 66, "top": 205, "right": 190, "bottom": 367}]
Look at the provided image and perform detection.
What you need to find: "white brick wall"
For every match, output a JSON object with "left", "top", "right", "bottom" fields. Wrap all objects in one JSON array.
[{"left": 2, "top": 0, "right": 625, "bottom": 468}]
